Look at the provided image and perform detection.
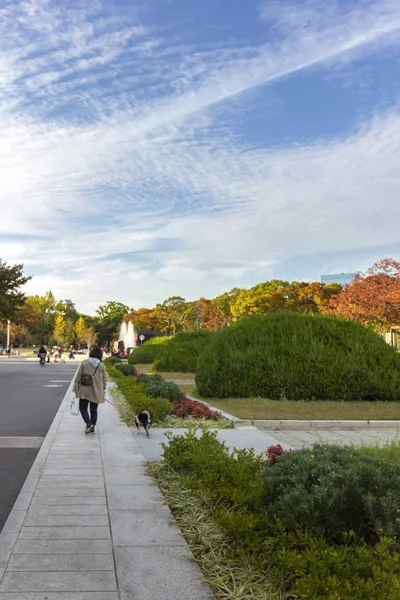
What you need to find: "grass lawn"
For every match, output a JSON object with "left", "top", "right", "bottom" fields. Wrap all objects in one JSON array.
[
  {"left": 182, "top": 387, "right": 400, "bottom": 420},
  {"left": 132, "top": 368, "right": 400, "bottom": 421}
]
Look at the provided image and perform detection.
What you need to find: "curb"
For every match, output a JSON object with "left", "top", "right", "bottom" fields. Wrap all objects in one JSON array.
[
  {"left": 186, "top": 394, "right": 241, "bottom": 422},
  {"left": 252, "top": 419, "right": 400, "bottom": 429},
  {"left": 0, "top": 372, "right": 77, "bottom": 569}
]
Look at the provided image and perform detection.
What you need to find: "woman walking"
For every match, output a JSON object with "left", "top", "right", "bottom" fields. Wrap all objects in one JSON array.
[{"left": 73, "top": 347, "right": 107, "bottom": 434}]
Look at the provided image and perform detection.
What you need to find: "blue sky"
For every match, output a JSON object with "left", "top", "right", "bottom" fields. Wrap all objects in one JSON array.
[{"left": 1, "top": 0, "right": 400, "bottom": 313}]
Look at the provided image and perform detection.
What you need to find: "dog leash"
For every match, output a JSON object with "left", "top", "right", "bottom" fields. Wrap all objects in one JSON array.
[{"left": 105, "top": 397, "right": 135, "bottom": 419}]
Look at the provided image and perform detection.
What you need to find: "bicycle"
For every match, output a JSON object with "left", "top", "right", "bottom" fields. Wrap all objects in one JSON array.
[{"left": 39, "top": 353, "right": 46, "bottom": 367}]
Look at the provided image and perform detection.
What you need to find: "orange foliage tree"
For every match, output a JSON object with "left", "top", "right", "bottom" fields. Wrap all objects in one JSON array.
[
  {"left": 330, "top": 259, "right": 400, "bottom": 328},
  {"left": 124, "top": 308, "right": 160, "bottom": 331}
]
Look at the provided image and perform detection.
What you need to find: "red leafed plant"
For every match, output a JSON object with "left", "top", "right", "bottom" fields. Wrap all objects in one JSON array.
[
  {"left": 266, "top": 444, "right": 288, "bottom": 464},
  {"left": 174, "top": 396, "right": 221, "bottom": 420}
]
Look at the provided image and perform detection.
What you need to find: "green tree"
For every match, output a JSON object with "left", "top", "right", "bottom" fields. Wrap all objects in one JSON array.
[
  {"left": 0, "top": 260, "right": 31, "bottom": 319},
  {"left": 213, "top": 288, "right": 243, "bottom": 326},
  {"left": 154, "top": 296, "right": 193, "bottom": 335},
  {"left": 95, "top": 301, "right": 130, "bottom": 347}
]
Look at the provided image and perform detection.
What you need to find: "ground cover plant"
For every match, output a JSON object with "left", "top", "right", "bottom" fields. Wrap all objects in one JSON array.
[
  {"left": 154, "top": 429, "right": 400, "bottom": 599},
  {"left": 128, "top": 336, "right": 172, "bottom": 365},
  {"left": 196, "top": 312, "right": 400, "bottom": 401},
  {"left": 153, "top": 330, "right": 214, "bottom": 373}
]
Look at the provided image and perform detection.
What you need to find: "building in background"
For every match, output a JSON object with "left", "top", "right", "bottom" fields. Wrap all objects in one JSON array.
[{"left": 321, "top": 273, "right": 356, "bottom": 286}]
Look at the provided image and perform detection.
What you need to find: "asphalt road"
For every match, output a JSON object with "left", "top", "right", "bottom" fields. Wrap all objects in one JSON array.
[{"left": 0, "top": 359, "right": 77, "bottom": 531}]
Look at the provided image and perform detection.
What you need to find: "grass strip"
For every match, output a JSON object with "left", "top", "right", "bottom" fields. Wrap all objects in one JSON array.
[{"left": 148, "top": 461, "right": 282, "bottom": 600}]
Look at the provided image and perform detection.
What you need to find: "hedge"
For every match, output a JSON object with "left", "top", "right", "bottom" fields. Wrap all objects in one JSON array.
[
  {"left": 128, "top": 336, "right": 172, "bottom": 364},
  {"left": 104, "top": 361, "right": 172, "bottom": 422},
  {"left": 153, "top": 330, "right": 214, "bottom": 373},
  {"left": 196, "top": 312, "right": 400, "bottom": 400}
]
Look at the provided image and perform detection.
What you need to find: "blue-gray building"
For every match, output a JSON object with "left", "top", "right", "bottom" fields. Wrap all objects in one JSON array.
[{"left": 321, "top": 273, "right": 356, "bottom": 286}]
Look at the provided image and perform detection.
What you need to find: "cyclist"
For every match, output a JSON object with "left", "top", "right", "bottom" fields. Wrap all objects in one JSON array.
[{"left": 38, "top": 345, "right": 47, "bottom": 366}]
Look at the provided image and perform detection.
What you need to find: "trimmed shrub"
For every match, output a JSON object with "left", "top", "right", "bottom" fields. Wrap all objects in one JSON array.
[
  {"left": 136, "top": 373, "right": 164, "bottom": 384},
  {"left": 161, "top": 431, "right": 400, "bottom": 599},
  {"left": 262, "top": 444, "right": 400, "bottom": 546},
  {"left": 136, "top": 373, "right": 183, "bottom": 402},
  {"left": 196, "top": 312, "right": 400, "bottom": 400},
  {"left": 104, "top": 356, "right": 122, "bottom": 365},
  {"left": 128, "top": 336, "right": 172, "bottom": 364},
  {"left": 153, "top": 330, "right": 214, "bottom": 373},
  {"left": 115, "top": 363, "right": 135, "bottom": 376}
]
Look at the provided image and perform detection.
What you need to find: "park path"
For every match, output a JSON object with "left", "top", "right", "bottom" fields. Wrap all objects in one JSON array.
[{"left": 0, "top": 382, "right": 214, "bottom": 600}]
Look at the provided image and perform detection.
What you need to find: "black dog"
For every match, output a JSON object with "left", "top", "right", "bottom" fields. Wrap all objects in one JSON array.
[{"left": 135, "top": 410, "right": 151, "bottom": 438}]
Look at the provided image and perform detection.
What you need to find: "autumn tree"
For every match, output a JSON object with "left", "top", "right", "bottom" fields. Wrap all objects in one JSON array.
[
  {"left": 330, "top": 258, "right": 400, "bottom": 329},
  {"left": 0, "top": 260, "right": 31, "bottom": 319},
  {"left": 194, "top": 298, "right": 226, "bottom": 330},
  {"left": 0, "top": 322, "right": 28, "bottom": 347},
  {"left": 53, "top": 315, "right": 66, "bottom": 345},
  {"left": 125, "top": 307, "right": 160, "bottom": 331},
  {"left": 74, "top": 316, "right": 88, "bottom": 349},
  {"left": 230, "top": 281, "right": 289, "bottom": 320},
  {"left": 86, "top": 327, "right": 98, "bottom": 350}
]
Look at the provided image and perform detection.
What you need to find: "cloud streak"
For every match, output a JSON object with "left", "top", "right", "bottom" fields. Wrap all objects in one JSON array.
[{"left": 1, "top": 0, "right": 400, "bottom": 312}]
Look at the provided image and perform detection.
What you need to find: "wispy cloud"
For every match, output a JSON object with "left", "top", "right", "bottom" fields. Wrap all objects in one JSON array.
[{"left": 1, "top": 0, "right": 400, "bottom": 311}]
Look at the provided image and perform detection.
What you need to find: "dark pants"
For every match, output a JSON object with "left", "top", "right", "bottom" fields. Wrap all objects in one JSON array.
[{"left": 79, "top": 399, "right": 99, "bottom": 426}]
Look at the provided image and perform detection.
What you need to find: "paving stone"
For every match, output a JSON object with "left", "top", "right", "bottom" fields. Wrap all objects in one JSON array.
[
  {"left": 0, "top": 570, "right": 117, "bottom": 592},
  {"left": 13, "top": 539, "right": 113, "bottom": 555},
  {"left": 23, "top": 514, "right": 109, "bottom": 527},
  {"left": 106, "top": 484, "right": 162, "bottom": 510},
  {"left": 0, "top": 562, "right": 6, "bottom": 581},
  {"left": 34, "top": 488, "right": 106, "bottom": 498},
  {"left": 37, "top": 480, "right": 104, "bottom": 489},
  {"left": 19, "top": 526, "right": 111, "bottom": 540},
  {"left": 110, "top": 509, "right": 185, "bottom": 547},
  {"left": 103, "top": 466, "right": 150, "bottom": 486},
  {"left": 26, "top": 505, "right": 108, "bottom": 516},
  {"left": 115, "top": 546, "right": 214, "bottom": 600},
  {"left": 43, "top": 470, "right": 103, "bottom": 476},
  {"left": 0, "top": 594, "right": 119, "bottom": 599},
  {"left": 8, "top": 553, "right": 114, "bottom": 571},
  {"left": 30, "top": 496, "right": 106, "bottom": 507}
]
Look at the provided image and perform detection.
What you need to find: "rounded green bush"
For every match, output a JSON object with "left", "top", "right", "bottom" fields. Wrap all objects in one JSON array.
[
  {"left": 104, "top": 356, "right": 122, "bottom": 365},
  {"left": 128, "top": 336, "right": 172, "bottom": 364},
  {"left": 196, "top": 312, "right": 400, "bottom": 400},
  {"left": 262, "top": 444, "right": 400, "bottom": 546},
  {"left": 153, "top": 330, "right": 214, "bottom": 373},
  {"left": 114, "top": 363, "right": 135, "bottom": 376}
]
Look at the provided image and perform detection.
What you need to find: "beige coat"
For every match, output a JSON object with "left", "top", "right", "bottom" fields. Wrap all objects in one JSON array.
[{"left": 74, "top": 359, "right": 107, "bottom": 404}]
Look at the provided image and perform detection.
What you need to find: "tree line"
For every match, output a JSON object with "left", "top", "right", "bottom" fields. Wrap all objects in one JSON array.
[{"left": 1, "top": 257, "right": 399, "bottom": 349}]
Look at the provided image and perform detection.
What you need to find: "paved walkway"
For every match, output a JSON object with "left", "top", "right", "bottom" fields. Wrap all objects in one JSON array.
[
  {"left": 257, "top": 425, "right": 400, "bottom": 448},
  {"left": 0, "top": 382, "right": 214, "bottom": 600}
]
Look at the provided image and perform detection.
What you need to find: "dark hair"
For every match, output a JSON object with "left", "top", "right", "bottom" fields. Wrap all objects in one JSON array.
[{"left": 89, "top": 347, "right": 103, "bottom": 361}]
